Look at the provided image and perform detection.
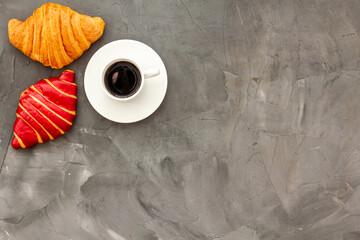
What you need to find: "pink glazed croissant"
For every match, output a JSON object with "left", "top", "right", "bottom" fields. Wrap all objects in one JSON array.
[{"left": 12, "top": 70, "right": 77, "bottom": 149}]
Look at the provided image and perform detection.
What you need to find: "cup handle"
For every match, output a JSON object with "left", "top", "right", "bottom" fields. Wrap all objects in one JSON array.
[{"left": 144, "top": 69, "right": 160, "bottom": 79}]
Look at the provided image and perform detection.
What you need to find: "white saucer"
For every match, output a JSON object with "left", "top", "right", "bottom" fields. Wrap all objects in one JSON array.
[{"left": 84, "top": 40, "right": 168, "bottom": 123}]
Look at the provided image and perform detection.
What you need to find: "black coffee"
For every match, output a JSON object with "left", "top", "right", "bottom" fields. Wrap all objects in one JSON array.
[{"left": 104, "top": 61, "right": 141, "bottom": 98}]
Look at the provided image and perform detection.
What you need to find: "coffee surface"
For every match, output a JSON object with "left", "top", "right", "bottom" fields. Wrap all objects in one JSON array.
[{"left": 104, "top": 61, "right": 141, "bottom": 98}]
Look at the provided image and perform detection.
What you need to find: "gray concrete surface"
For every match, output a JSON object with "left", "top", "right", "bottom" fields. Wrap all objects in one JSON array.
[{"left": 1, "top": 0, "right": 360, "bottom": 239}]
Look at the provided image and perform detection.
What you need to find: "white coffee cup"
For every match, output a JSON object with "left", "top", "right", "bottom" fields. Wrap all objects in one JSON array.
[{"left": 101, "top": 58, "right": 160, "bottom": 101}]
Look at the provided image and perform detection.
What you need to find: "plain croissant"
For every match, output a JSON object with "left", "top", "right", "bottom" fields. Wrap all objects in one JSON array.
[
  {"left": 12, "top": 70, "right": 77, "bottom": 149},
  {"left": 8, "top": 3, "right": 105, "bottom": 69}
]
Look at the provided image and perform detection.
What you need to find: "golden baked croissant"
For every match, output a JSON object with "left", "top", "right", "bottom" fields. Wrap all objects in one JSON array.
[
  {"left": 12, "top": 70, "right": 77, "bottom": 149},
  {"left": 8, "top": 3, "right": 105, "bottom": 69}
]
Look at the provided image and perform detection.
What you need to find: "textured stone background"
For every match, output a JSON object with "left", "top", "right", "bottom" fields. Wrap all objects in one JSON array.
[{"left": 1, "top": 0, "right": 360, "bottom": 239}]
